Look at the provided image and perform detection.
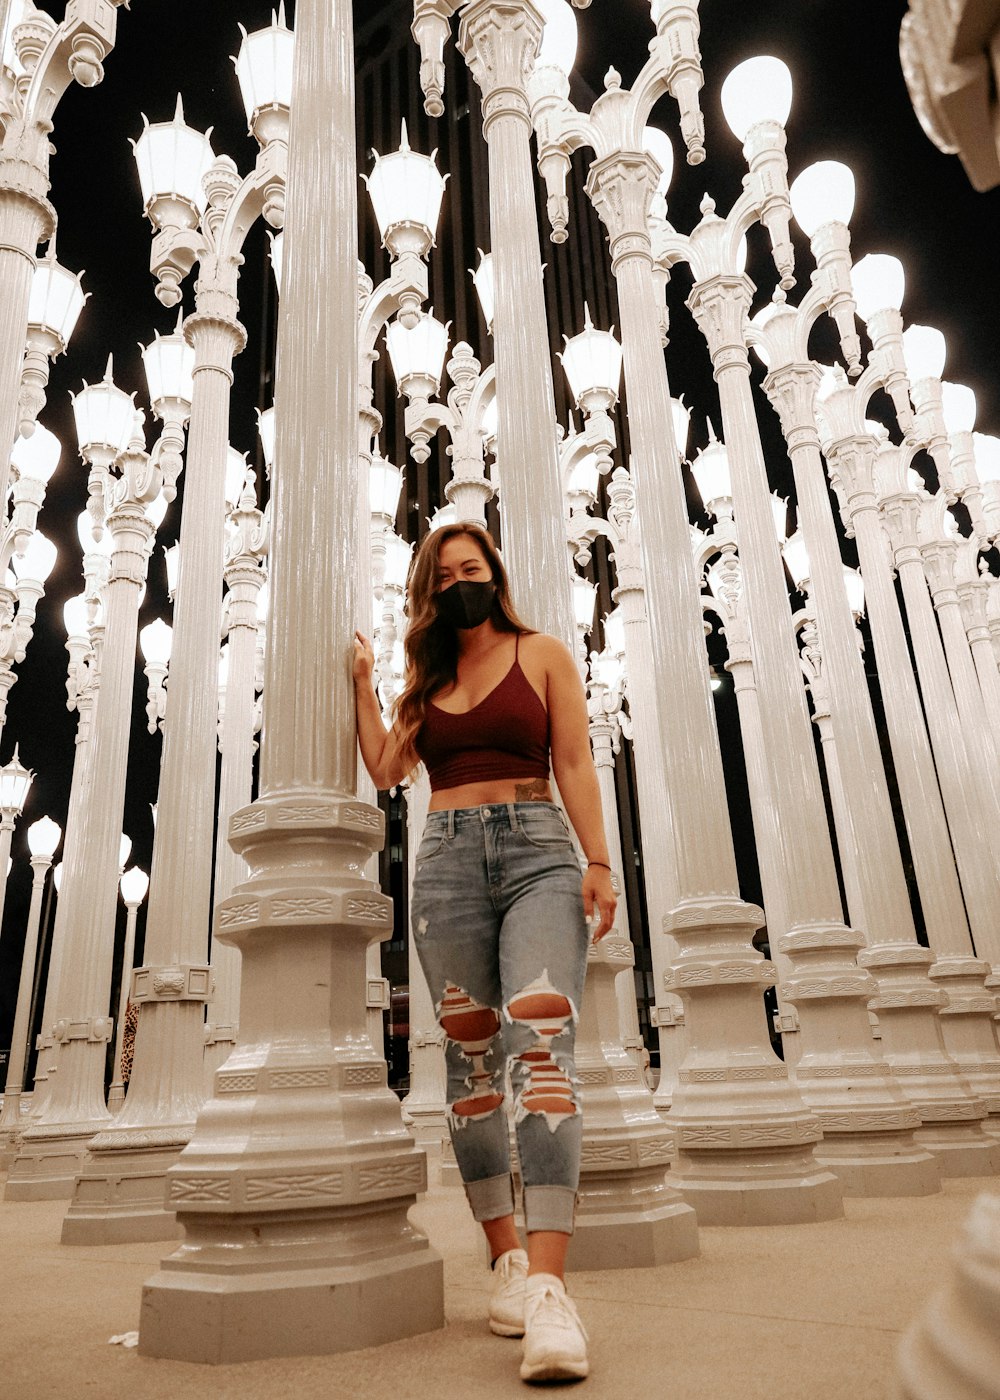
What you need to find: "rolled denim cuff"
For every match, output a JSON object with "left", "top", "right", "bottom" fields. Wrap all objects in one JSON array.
[
  {"left": 523, "top": 1184, "right": 576, "bottom": 1236},
  {"left": 464, "top": 1172, "right": 515, "bottom": 1223}
]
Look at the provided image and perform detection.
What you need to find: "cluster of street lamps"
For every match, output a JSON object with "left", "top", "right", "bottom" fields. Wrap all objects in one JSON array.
[{"left": 0, "top": 0, "right": 995, "bottom": 1380}]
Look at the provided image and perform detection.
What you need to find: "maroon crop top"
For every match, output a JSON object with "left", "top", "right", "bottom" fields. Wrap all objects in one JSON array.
[{"left": 414, "top": 634, "right": 550, "bottom": 792}]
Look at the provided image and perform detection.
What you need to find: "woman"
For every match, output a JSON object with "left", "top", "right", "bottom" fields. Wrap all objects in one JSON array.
[{"left": 355, "top": 522, "right": 616, "bottom": 1384}]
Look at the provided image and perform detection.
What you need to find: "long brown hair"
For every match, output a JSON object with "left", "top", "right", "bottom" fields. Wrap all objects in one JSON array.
[{"left": 394, "top": 523, "right": 534, "bottom": 771}]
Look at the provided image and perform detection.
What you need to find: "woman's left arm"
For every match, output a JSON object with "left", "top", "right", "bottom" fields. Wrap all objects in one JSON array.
[{"left": 544, "top": 637, "right": 618, "bottom": 939}]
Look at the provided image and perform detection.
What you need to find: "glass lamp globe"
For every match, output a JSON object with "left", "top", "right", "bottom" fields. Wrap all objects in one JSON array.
[
  {"left": 480, "top": 393, "right": 498, "bottom": 446},
  {"left": 28, "top": 249, "right": 87, "bottom": 350},
  {"left": 592, "top": 646, "right": 624, "bottom": 693},
  {"left": 843, "top": 566, "right": 865, "bottom": 616},
  {"left": 384, "top": 533, "right": 412, "bottom": 591},
  {"left": 63, "top": 593, "right": 90, "bottom": 638},
  {"left": 257, "top": 406, "right": 276, "bottom": 474},
  {"left": 568, "top": 453, "right": 600, "bottom": 502},
  {"left": 902, "top": 324, "right": 946, "bottom": 382},
  {"left": 973, "top": 432, "right": 1000, "bottom": 484},
  {"left": 76, "top": 510, "right": 114, "bottom": 558},
  {"left": 572, "top": 574, "right": 596, "bottom": 632},
  {"left": 366, "top": 122, "right": 446, "bottom": 255},
  {"left": 429, "top": 502, "right": 457, "bottom": 532},
  {"left": 163, "top": 542, "right": 180, "bottom": 598},
  {"left": 369, "top": 453, "right": 403, "bottom": 520},
  {"left": 851, "top": 254, "right": 905, "bottom": 323},
  {"left": 234, "top": 8, "right": 294, "bottom": 145},
  {"left": 12, "top": 531, "right": 57, "bottom": 585},
  {"left": 789, "top": 160, "right": 855, "bottom": 237},
  {"left": 534, "top": 0, "right": 578, "bottom": 74},
  {"left": 940, "top": 382, "right": 977, "bottom": 435},
  {"left": 120, "top": 865, "right": 150, "bottom": 906},
  {"left": 72, "top": 365, "right": 136, "bottom": 461},
  {"left": 690, "top": 436, "right": 732, "bottom": 508},
  {"left": 224, "top": 448, "right": 249, "bottom": 509},
  {"left": 132, "top": 96, "right": 215, "bottom": 229},
  {"left": 642, "top": 125, "right": 674, "bottom": 196},
  {"left": 142, "top": 320, "right": 195, "bottom": 416},
  {"left": 721, "top": 56, "right": 793, "bottom": 142},
  {"left": 561, "top": 306, "right": 623, "bottom": 408},
  {"left": 52, "top": 861, "right": 62, "bottom": 892},
  {"left": 386, "top": 310, "right": 449, "bottom": 392},
  {"left": 472, "top": 250, "right": 495, "bottom": 331},
  {"left": 256, "top": 577, "right": 270, "bottom": 623},
  {"left": 146, "top": 492, "right": 169, "bottom": 532},
  {"left": 269, "top": 232, "right": 284, "bottom": 293},
  {"left": 11, "top": 423, "right": 60, "bottom": 484},
  {"left": 27, "top": 815, "right": 61, "bottom": 860},
  {"left": 140, "top": 618, "right": 173, "bottom": 666},
  {"left": 671, "top": 397, "right": 691, "bottom": 458},
  {"left": 781, "top": 531, "right": 811, "bottom": 589},
  {"left": 771, "top": 494, "right": 788, "bottom": 543},
  {"left": 602, "top": 607, "right": 625, "bottom": 657},
  {"left": 0, "top": 745, "right": 32, "bottom": 812},
  {"left": 118, "top": 833, "right": 132, "bottom": 870},
  {"left": 218, "top": 642, "right": 230, "bottom": 691}
]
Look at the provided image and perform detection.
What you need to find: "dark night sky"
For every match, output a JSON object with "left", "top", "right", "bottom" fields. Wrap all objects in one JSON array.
[{"left": 2, "top": 0, "right": 998, "bottom": 1040}]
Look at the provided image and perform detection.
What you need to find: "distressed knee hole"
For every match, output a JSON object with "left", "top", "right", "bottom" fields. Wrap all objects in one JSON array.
[
  {"left": 505, "top": 970, "right": 579, "bottom": 1131},
  {"left": 437, "top": 984, "right": 504, "bottom": 1125}
]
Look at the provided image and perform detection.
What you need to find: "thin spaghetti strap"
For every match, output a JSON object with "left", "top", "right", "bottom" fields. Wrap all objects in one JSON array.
[{"left": 515, "top": 631, "right": 520, "bottom": 660}]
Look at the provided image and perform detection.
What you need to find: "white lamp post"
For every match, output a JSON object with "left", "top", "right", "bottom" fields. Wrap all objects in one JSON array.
[
  {"left": 7, "top": 420, "right": 162, "bottom": 1206},
  {"left": 141, "top": 314, "right": 195, "bottom": 504},
  {"left": 71, "top": 357, "right": 136, "bottom": 539},
  {"left": 107, "top": 865, "right": 149, "bottom": 1113},
  {"left": 0, "top": 813, "right": 60, "bottom": 1156},
  {"left": 139, "top": 0, "right": 443, "bottom": 1360},
  {"left": 528, "top": 36, "right": 840, "bottom": 1225},
  {"left": 70, "top": 16, "right": 291, "bottom": 1246}
]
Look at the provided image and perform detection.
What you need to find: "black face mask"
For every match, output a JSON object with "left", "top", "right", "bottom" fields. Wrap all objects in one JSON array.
[{"left": 436, "top": 579, "right": 497, "bottom": 629}]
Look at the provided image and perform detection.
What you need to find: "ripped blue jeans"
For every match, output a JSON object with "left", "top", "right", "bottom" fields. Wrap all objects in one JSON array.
[{"left": 411, "top": 802, "right": 589, "bottom": 1236}]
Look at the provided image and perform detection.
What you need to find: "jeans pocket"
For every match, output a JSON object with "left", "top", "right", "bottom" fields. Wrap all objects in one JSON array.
[
  {"left": 416, "top": 830, "right": 453, "bottom": 863},
  {"left": 516, "top": 812, "right": 575, "bottom": 852}
]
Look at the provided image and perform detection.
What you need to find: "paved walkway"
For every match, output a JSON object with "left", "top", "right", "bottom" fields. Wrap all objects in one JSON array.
[{"left": 1, "top": 1167, "right": 989, "bottom": 1400}]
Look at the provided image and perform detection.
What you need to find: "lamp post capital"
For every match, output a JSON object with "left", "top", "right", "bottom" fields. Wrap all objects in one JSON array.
[
  {"left": 585, "top": 151, "right": 659, "bottom": 268},
  {"left": 686, "top": 271, "right": 754, "bottom": 370},
  {"left": 761, "top": 361, "right": 821, "bottom": 454},
  {"left": 457, "top": 0, "right": 544, "bottom": 133}
]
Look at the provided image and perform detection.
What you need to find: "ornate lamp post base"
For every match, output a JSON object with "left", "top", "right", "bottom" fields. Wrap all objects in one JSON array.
[
  {"left": 139, "top": 1210, "right": 443, "bottom": 1364},
  {"left": 61, "top": 1134, "right": 185, "bottom": 1244},
  {"left": 5, "top": 1121, "right": 104, "bottom": 1200},
  {"left": 568, "top": 938, "right": 698, "bottom": 1270}
]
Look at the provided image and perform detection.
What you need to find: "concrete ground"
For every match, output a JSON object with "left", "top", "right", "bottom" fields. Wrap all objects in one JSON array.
[{"left": 0, "top": 1164, "right": 989, "bottom": 1400}]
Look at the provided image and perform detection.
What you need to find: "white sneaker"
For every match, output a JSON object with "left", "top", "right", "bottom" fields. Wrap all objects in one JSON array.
[
  {"left": 489, "top": 1248, "right": 529, "bottom": 1337},
  {"left": 520, "top": 1273, "right": 589, "bottom": 1383}
]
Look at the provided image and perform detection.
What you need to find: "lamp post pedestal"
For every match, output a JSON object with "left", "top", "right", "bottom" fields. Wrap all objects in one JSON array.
[
  {"left": 568, "top": 936, "right": 698, "bottom": 1270},
  {"left": 0, "top": 852, "right": 50, "bottom": 1163}
]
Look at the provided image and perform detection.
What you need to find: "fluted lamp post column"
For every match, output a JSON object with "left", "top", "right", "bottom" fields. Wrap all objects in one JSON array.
[
  {"left": 63, "top": 18, "right": 292, "bottom": 1245},
  {"left": 0, "top": 813, "right": 59, "bottom": 1162},
  {"left": 106, "top": 865, "right": 148, "bottom": 1113},
  {"left": 7, "top": 402, "right": 161, "bottom": 1205},
  {"left": 138, "top": 0, "right": 444, "bottom": 1362},
  {"left": 204, "top": 472, "right": 268, "bottom": 1086},
  {"left": 530, "top": 31, "right": 841, "bottom": 1223},
  {"left": 0, "top": 0, "right": 128, "bottom": 508}
]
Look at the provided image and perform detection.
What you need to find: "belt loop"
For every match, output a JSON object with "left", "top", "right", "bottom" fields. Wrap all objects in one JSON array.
[
  {"left": 506, "top": 801, "right": 518, "bottom": 831},
  {"left": 447, "top": 810, "right": 455, "bottom": 838}
]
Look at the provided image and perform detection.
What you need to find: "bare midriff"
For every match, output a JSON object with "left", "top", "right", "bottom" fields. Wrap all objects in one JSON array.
[{"left": 427, "top": 774, "right": 554, "bottom": 813}]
